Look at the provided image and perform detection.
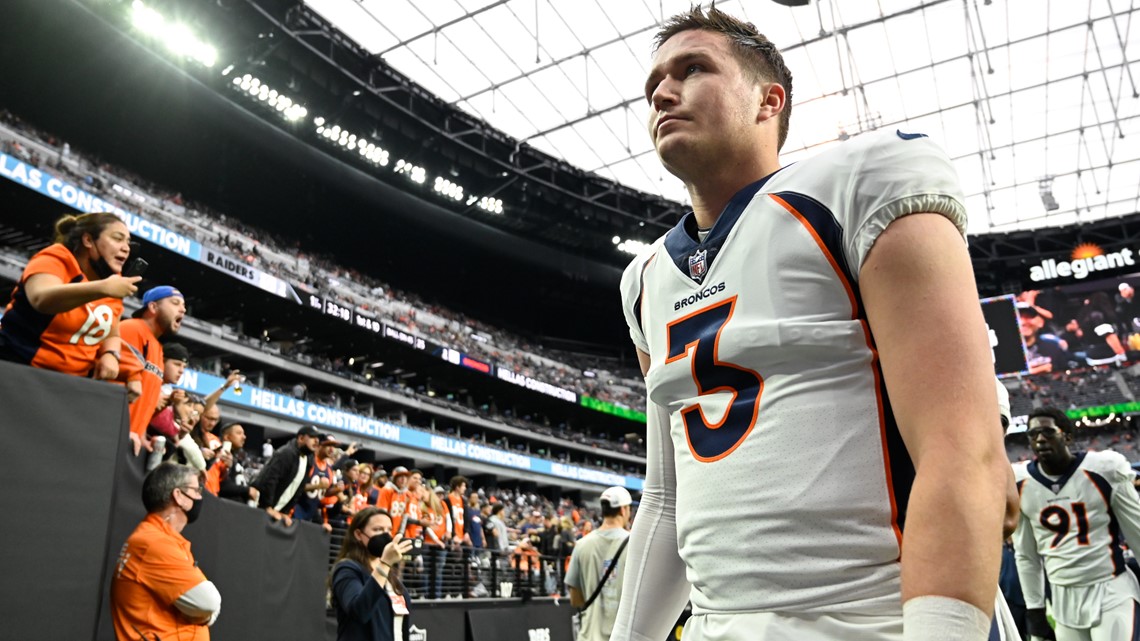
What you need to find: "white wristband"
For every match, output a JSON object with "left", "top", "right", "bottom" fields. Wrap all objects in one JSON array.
[{"left": 903, "top": 596, "right": 991, "bottom": 641}]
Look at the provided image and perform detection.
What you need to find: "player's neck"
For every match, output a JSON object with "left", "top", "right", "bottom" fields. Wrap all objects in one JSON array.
[
  {"left": 1038, "top": 451, "right": 1075, "bottom": 476},
  {"left": 686, "top": 155, "right": 781, "bottom": 230}
]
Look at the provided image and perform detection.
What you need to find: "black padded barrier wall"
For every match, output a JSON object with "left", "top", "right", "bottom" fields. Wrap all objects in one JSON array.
[
  {"left": 0, "top": 361, "right": 131, "bottom": 641},
  {"left": 0, "top": 361, "right": 328, "bottom": 641}
]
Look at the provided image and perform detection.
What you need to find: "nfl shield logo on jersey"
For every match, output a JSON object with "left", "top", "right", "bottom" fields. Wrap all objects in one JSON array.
[{"left": 688, "top": 249, "right": 708, "bottom": 282}]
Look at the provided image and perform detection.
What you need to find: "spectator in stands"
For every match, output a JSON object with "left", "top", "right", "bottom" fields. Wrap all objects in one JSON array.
[
  {"left": 253, "top": 425, "right": 321, "bottom": 526},
  {"left": 145, "top": 343, "right": 192, "bottom": 443},
  {"left": 556, "top": 516, "right": 578, "bottom": 559},
  {"left": 294, "top": 433, "right": 341, "bottom": 533},
  {"left": 195, "top": 370, "right": 244, "bottom": 462},
  {"left": 367, "top": 468, "right": 390, "bottom": 505},
  {"left": 447, "top": 476, "right": 469, "bottom": 547},
  {"left": 1019, "top": 302, "right": 1072, "bottom": 374},
  {"left": 112, "top": 462, "right": 221, "bottom": 641},
  {"left": 0, "top": 212, "right": 139, "bottom": 379},
  {"left": 349, "top": 463, "right": 374, "bottom": 514},
  {"left": 421, "top": 485, "right": 451, "bottom": 599},
  {"left": 377, "top": 466, "right": 413, "bottom": 535},
  {"left": 566, "top": 486, "right": 632, "bottom": 641},
  {"left": 214, "top": 423, "right": 259, "bottom": 505},
  {"left": 467, "top": 495, "right": 486, "bottom": 552},
  {"left": 118, "top": 285, "right": 185, "bottom": 455},
  {"left": 330, "top": 506, "right": 414, "bottom": 641},
  {"left": 330, "top": 457, "right": 359, "bottom": 526},
  {"left": 520, "top": 510, "right": 543, "bottom": 535},
  {"left": 487, "top": 503, "right": 509, "bottom": 552}
]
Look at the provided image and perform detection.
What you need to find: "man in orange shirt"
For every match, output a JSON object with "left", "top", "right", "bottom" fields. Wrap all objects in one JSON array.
[
  {"left": 112, "top": 462, "right": 221, "bottom": 641},
  {"left": 377, "top": 466, "right": 413, "bottom": 535},
  {"left": 447, "top": 475, "right": 469, "bottom": 546},
  {"left": 118, "top": 285, "right": 186, "bottom": 455}
]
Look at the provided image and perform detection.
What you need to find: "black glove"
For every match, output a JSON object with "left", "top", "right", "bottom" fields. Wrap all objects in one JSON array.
[{"left": 1025, "top": 608, "right": 1056, "bottom": 640}]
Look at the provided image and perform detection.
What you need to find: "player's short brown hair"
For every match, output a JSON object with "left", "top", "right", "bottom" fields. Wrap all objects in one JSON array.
[{"left": 654, "top": 6, "right": 794, "bottom": 151}]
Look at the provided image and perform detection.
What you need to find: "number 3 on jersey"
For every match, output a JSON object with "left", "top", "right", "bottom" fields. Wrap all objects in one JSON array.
[{"left": 665, "top": 296, "right": 763, "bottom": 462}]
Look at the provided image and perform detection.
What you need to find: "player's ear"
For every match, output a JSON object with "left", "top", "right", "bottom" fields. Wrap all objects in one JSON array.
[{"left": 756, "top": 82, "right": 785, "bottom": 124}]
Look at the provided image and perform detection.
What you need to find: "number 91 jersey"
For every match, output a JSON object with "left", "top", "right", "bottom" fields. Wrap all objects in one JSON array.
[
  {"left": 620, "top": 130, "right": 967, "bottom": 615},
  {"left": 1013, "top": 450, "right": 1140, "bottom": 590}
]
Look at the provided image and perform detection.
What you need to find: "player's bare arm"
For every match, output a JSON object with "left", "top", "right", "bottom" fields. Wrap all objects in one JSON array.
[{"left": 861, "top": 213, "right": 1007, "bottom": 614}]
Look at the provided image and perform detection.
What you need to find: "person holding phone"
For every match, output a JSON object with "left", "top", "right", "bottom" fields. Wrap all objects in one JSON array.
[
  {"left": 0, "top": 212, "right": 138, "bottom": 379},
  {"left": 330, "top": 507, "right": 414, "bottom": 641}
]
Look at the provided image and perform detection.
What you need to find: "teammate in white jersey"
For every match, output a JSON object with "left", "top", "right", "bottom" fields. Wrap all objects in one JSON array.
[
  {"left": 1013, "top": 407, "right": 1140, "bottom": 641},
  {"left": 611, "top": 7, "right": 1008, "bottom": 641}
]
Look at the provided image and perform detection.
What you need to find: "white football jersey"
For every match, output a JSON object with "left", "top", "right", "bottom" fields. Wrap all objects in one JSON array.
[
  {"left": 619, "top": 129, "right": 967, "bottom": 615},
  {"left": 1013, "top": 450, "right": 1140, "bottom": 609}
]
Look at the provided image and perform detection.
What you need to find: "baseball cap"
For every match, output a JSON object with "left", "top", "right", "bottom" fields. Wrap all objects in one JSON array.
[
  {"left": 600, "top": 486, "right": 633, "bottom": 508},
  {"left": 391, "top": 466, "right": 410, "bottom": 478},
  {"left": 320, "top": 433, "right": 341, "bottom": 447},
  {"left": 335, "top": 458, "right": 359, "bottom": 472},
  {"left": 143, "top": 285, "right": 184, "bottom": 305},
  {"left": 297, "top": 425, "right": 320, "bottom": 438},
  {"left": 374, "top": 467, "right": 388, "bottom": 477},
  {"left": 1015, "top": 301, "right": 1040, "bottom": 317},
  {"left": 433, "top": 486, "right": 446, "bottom": 494},
  {"left": 163, "top": 342, "right": 190, "bottom": 363},
  {"left": 133, "top": 286, "right": 184, "bottom": 317}
]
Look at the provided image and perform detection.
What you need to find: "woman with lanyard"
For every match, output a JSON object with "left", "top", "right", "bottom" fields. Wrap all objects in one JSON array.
[
  {"left": 331, "top": 507, "right": 415, "bottom": 641},
  {"left": 0, "top": 212, "right": 140, "bottom": 378}
]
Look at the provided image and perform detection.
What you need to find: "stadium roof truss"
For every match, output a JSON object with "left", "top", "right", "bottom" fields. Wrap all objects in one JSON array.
[{"left": 305, "top": 0, "right": 1139, "bottom": 238}]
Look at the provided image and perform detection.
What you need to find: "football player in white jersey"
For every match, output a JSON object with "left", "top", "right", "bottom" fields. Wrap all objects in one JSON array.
[
  {"left": 1013, "top": 407, "right": 1140, "bottom": 641},
  {"left": 611, "top": 7, "right": 1009, "bottom": 641}
]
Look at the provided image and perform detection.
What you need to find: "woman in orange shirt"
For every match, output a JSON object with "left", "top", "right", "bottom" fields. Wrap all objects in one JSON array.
[
  {"left": 420, "top": 486, "right": 451, "bottom": 599},
  {"left": 0, "top": 212, "right": 139, "bottom": 378}
]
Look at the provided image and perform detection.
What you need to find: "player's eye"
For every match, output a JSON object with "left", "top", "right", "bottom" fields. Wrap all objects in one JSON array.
[{"left": 685, "top": 64, "right": 702, "bottom": 76}]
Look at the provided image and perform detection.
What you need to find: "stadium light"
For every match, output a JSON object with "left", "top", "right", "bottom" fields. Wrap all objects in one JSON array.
[
  {"left": 231, "top": 74, "right": 308, "bottom": 122},
  {"left": 395, "top": 159, "right": 426, "bottom": 184},
  {"left": 617, "top": 238, "right": 651, "bottom": 255},
  {"left": 477, "top": 196, "right": 503, "bottom": 214},
  {"left": 433, "top": 177, "right": 465, "bottom": 202},
  {"left": 314, "top": 118, "right": 390, "bottom": 167},
  {"left": 130, "top": 1, "right": 217, "bottom": 68}
]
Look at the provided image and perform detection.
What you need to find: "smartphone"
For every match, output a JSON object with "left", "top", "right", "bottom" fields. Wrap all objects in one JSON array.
[
  {"left": 222, "top": 441, "right": 233, "bottom": 453},
  {"left": 123, "top": 257, "right": 149, "bottom": 278}
]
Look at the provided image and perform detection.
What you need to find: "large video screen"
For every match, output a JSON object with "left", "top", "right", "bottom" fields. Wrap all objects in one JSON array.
[{"left": 1003, "top": 271, "right": 1140, "bottom": 376}]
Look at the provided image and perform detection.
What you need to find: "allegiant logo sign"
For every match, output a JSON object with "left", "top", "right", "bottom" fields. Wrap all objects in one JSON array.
[{"left": 1028, "top": 243, "right": 1136, "bottom": 282}]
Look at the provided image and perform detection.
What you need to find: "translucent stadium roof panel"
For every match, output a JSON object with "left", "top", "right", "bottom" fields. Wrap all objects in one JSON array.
[{"left": 305, "top": 0, "right": 1140, "bottom": 236}]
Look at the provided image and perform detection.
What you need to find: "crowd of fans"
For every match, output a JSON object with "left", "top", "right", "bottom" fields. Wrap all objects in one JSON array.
[
  {"left": 1004, "top": 363, "right": 1135, "bottom": 417},
  {"left": 167, "top": 422, "right": 604, "bottom": 601},
  {"left": 0, "top": 110, "right": 648, "bottom": 413}
]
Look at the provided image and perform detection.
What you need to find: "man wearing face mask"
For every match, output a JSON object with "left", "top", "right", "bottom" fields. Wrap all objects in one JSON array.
[
  {"left": 252, "top": 425, "right": 321, "bottom": 526},
  {"left": 112, "top": 462, "right": 221, "bottom": 641}
]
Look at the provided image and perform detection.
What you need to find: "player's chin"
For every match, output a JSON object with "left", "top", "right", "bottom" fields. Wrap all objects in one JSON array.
[{"left": 657, "top": 143, "right": 694, "bottom": 178}]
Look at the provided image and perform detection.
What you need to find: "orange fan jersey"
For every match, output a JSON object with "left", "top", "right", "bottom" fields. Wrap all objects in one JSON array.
[
  {"left": 0, "top": 244, "right": 122, "bottom": 376},
  {"left": 117, "top": 318, "right": 164, "bottom": 437}
]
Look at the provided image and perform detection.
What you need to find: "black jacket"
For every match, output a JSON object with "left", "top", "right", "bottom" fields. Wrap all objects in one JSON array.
[
  {"left": 331, "top": 560, "right": 410, "bottom": 641},
  {"left": 252, "top": 440, "right": 308, "bottom": 512},
  {"left": 218, "top": 454, "right": 255, "bottom": 503}
]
